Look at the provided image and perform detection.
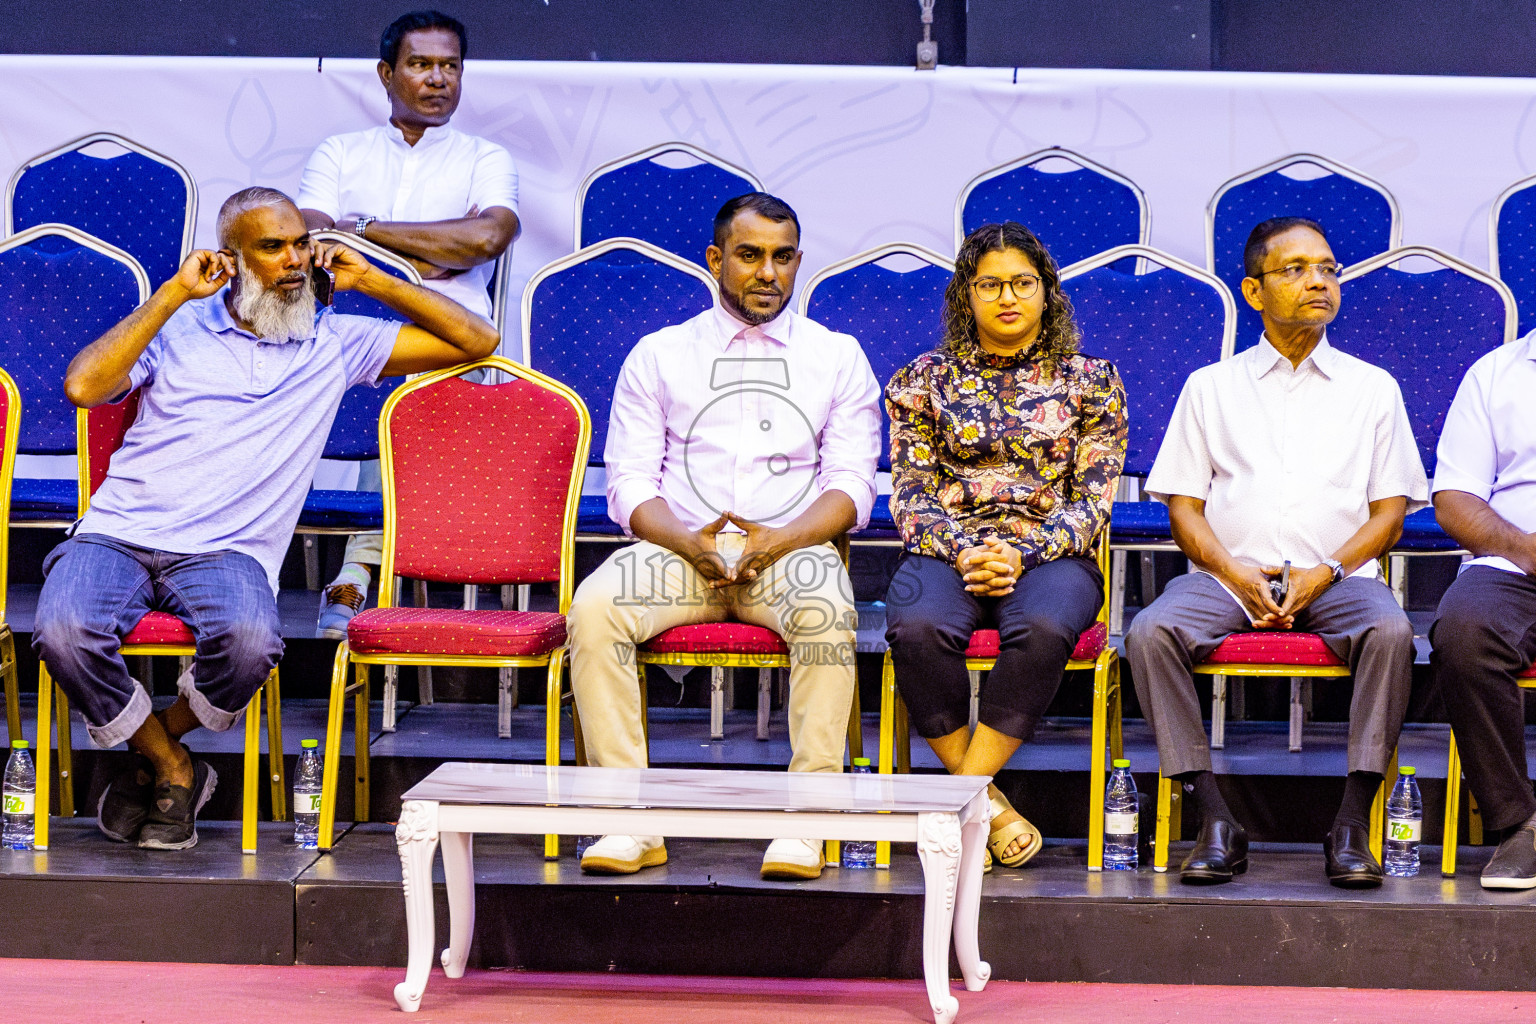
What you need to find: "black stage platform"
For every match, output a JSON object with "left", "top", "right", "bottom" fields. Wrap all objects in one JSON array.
[{"left": 1, "top": 702, "right": 1535, "bottom": 990}]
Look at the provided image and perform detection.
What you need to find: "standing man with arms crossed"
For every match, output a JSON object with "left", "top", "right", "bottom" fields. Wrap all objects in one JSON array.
[
  {"left": 32, "top": 187, "right": 497, "bottom": 849},
  {"left": 566, "top": 193, "right": 882, "bottom": 880},
  {"left": 1430, "top": 328, "right": 1536, "bottom": 888},
  {"left": 1125, "top": 217, "right": 1426, "bottom": 887},
  {"left": 298, "top": 9, "right": 519, "bottom": 637}
]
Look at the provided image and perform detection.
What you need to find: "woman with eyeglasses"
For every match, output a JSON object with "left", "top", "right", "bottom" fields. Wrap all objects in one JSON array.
[{"left": 883, "top": 222, "right": 1127, "bottom": 870}]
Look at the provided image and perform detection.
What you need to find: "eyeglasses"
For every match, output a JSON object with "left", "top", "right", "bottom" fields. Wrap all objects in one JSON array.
[
  {"left": 1255, "top": 261, "right": 1343, "bottom": 283},
  {"left": 970, "top": 275, "right": 1040, "bottom": 302}
]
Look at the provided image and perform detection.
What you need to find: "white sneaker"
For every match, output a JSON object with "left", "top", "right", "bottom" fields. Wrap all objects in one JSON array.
[
  {"left": 762, "top": 837, "right": 824, "bottom": 880},
  {"left": 580, "top": 834, "right": 667, "bottom": 875}
]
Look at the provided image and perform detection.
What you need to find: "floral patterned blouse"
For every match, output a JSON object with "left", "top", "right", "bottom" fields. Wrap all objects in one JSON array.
[{"left": 885, "top": 339, "right": 1128, "bottom": 570}]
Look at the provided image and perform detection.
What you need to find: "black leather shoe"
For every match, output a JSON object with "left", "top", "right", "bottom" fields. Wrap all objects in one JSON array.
[
  {"left": 1179, "top": 818, "right": 1249, "bottom": 884},
  {"left": 1324, "top": 821, "right": 1383, "bottom": 889}
]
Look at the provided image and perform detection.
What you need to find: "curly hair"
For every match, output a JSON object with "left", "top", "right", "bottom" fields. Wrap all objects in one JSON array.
[{"left": 943, "top": 222, "right": 1080, "bottom": 373}]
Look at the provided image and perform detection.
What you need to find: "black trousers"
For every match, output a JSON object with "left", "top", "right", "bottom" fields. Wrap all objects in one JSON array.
[
  {"left": 884, "top": 553, "right": 1103, "bottom": 741},
  {"left": 1432, "top": 565, "right": 1536, "bottom": 832}
]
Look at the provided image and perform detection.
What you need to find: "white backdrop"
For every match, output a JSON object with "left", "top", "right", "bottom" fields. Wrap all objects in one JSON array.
[{"left": 6, "top": 55, "right": 1536, "bottom": 483}]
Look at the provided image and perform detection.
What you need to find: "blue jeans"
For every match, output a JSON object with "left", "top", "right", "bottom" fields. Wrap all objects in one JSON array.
[{"left": 32, "top": 534, "right": 283, "bottom": 748}]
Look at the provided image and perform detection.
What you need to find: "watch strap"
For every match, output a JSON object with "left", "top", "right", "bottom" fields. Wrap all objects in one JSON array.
[
  {"left": 1323, "top": 559, "right": 1345, "bottom": 584},
  {"left": 354, "top": 215, "right": 376, "bottom": 238}
]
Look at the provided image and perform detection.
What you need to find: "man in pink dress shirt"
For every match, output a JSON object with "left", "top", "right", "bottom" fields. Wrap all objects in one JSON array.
[{"left": 567, "top": 193, "right": 882, "bottom": 880}]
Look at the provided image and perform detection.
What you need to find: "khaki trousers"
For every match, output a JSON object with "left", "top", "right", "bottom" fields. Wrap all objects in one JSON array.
[{"left": 567, "top": 538, "right": 857, "bottom": 774}]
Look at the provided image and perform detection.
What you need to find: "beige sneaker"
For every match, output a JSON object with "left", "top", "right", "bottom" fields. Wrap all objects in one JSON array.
[
  {"left": 761, "top": 837, "right": 824, "bottom": 880},
  {"left": 580, "top": 834, "right": 667, "bottom": 875}
]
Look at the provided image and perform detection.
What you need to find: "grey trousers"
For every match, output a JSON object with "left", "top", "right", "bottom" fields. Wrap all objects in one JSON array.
[{"left": 1125, "top": 572, "right": 1414, "bottom": 776}]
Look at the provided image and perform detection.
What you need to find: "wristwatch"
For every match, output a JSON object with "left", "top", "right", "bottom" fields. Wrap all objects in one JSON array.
[
  {"left": 1322, "top": 558, "right": 1345, "bottom": 585},
  {"left": 354, "top": 215, "right": 377, "bottom": 238}
]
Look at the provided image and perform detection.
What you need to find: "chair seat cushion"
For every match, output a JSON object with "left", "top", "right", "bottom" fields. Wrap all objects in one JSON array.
[
  {"left": 1521, "top": 663, "right": 1536, "bottom": 679},
  {"left": 121, "top": 611, "right": 195, "bottom": 647},
  {"left": 12, "top": 477, "right": 76, "bottom": 519},
  {"left": 1200, "top": 631, "right": 1345, "bottom": 667},
  {"left": 578, "top": 494, "right": 624, "bottom": 535},
  {"left": 347, "top": 608, "right": 567, "bottom": 657},
  {"left": 964, "top": 620, "right": 1108, "bottom": 662},
  {"left": 299, "top": 489, "right": 383, "bottom": 529},
  {"left": 1109, "top": 500, "right": 1171, "bottom": 542},
  {"left": 639, "top": 622, "right": 789, "bottom": 656},
  {"left": 1395, "top": 506, "right": 1462, "bottom": 552}
]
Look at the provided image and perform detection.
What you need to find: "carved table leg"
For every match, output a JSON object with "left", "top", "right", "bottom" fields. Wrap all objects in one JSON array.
[
  {"left": 394, "top": 800, "right": 440, "bottom": 1012},
  {"left": 952, "top": 799, "right": 991, "bottom": 992},
  {"left": 916, "top": 811, "right": 962, "bottom": 1024},
  {"left": 439, "top": 829, "right": 476, "bottom": 978}
]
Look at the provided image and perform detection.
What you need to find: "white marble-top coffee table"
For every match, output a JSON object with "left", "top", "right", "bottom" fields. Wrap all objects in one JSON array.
[{"left": 393, "top": 763, "right": 992, "bottom": 1024}]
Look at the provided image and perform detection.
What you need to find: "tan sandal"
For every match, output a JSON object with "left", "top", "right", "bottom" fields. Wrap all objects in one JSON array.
[{"left": 988, "top": 791, "right": 1042, "bottom": 868}]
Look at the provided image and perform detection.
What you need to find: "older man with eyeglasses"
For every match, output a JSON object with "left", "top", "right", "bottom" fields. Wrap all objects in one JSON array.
[{"left": 1124, "top": 216, "right": 1426, "bottom": 888}]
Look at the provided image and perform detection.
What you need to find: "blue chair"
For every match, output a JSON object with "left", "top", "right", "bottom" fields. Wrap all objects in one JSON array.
[
  {"left": 0, "top": 225, "right": 149, "bottom": 528},
  {"left": 577, "top": 143, "right": 763, "bottom": 264},
  {"left": 1207, "top": 154, "right": 1399, "bottom": 353},
  {"left": 956, "top": 147, "right": 1149, "bottom": 268},
  {"left": 5, "top": 133, "right": 194, "bottom": 290},
  {"left": 1332, "top": 246, "right": 1517, "bottom": 584},
  {"left": 297, "top": 233, "right": 424, "bottom": 579},
  {"left": 1489, "top": 174, "right": 1536, "bottom": 337},
  {"left": 522, "top": 237, "right": 718, "bottom": 538},
  {"left": 797, "top": 243, "right": 954, "bottom": 540},
  {"left": 1059, "top": 245, "right": 1236, "bottom": 636}
]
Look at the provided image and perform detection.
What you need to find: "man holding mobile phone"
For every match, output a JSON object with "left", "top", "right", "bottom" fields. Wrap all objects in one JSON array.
[
  {"left": 1124, "top": 217, "right": 1425, "bottom": 889},
  {"left": 31, "top": 186, "right": 497, "bottom": 850},
  {"left": 296, "top": 9, "right": 519, "bottom": 638}
]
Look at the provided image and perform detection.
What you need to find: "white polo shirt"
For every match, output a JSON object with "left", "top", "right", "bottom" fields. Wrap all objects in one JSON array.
[
  {"left": 1147, "top": 334, "right": 1428, "bottom": 603},
  {"left": 1433, "top": 332, "right": 1536, "bottom": 575},
  {"left": 296, "top": 123, "right": 518, "bottom": 323}
]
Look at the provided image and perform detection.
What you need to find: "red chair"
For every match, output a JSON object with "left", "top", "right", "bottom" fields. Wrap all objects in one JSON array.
[
  {"left": 0, "top": 370, "right": 24, "bottom": 744},
  {"left": 34, "top": 392, "right": 285, "bottom": 852},
  {"left": 316, "top": 357, "right": 591, "bottom": 853},
  {"left": 1152, "top": 630, "right": 1392, "bottom": 871},
  {"left": 1440, "top": 663, "right": 1536, "bottom": 876},
  {"left": 877, "top": 531, "right": 1123, "bottom": 869}
]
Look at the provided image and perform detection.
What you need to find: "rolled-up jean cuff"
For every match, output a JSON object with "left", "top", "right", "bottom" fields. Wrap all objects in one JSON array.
[
  {"left": 85, "top": 682, "right": 154, "bottom": 749},
  {"left": 176, "top": 667, "right": 243, "bottom": 733}
]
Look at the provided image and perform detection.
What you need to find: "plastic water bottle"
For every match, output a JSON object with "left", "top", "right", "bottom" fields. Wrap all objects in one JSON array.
[
  {"left": 1385, "top": 765, "right": 1422, "bottom": 878},
  {"left": 3, "top": 740, "right": 35, "bottom": 851},
  {"left": 1103, "top": 758, "right": 1138, "bottom": 870},
  {"left": 293, "top": 739, "right": 323, "bottom": 849},
  {"left": 842, "top": 758, "right": 877, "bottom": 869}
]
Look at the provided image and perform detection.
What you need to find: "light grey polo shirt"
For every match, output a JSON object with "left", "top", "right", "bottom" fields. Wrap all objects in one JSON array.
[{"left": 76, "top": 290, "right": 400, "bottom": 593}]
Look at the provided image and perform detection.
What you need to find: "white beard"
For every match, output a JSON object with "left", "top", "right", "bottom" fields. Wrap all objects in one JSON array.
[{"left": 233, "top": 256, "right": 318, "bottom": 343}]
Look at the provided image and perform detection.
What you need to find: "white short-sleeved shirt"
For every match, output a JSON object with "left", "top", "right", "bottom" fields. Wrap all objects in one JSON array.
[
  {"left": 1432, "top": 332, "right": 1536, "bottom": 575},
  {"left": 296, "top": 124, "right": 518, "bottom": 323},
  {"left": 1147, "top": 334, "right": 1428, "bottom": 602},
  {"left": 604, "top": 304, "right": 882, "bottom": 534},
  {"left": 77, "top": 292, "right": 400, "bottom": 594}
]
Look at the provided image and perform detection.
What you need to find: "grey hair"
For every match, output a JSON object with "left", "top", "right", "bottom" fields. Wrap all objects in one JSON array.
[{"left": 216, "top": 186, "right": 297, "bottom": 249}]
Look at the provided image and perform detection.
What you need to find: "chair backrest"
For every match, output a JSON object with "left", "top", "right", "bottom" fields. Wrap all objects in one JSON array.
[
  {"left": 0, "top": 225, "right": 149, "bottom": 456},
  {"left": 1489, "top": 175, "right": 1536, "bottom": 337},
  {"left": 0, "top": 369, "right": 20, "bottom": 620},
  {"left": 76, "top": 389, "right": 144, "bottom": 516},
  {"left": 1207, "top": 154, "right": 1399, "bottom": 352},
  {"left": 311, "top": 231, "right": 424, "bottom": 460},
  {"left": 955, "top": 148, "right": 1149, "bottom": 267},
  {"left": 5, "top": 133, "right": 195, "bottom": 289},
  {"left": 377, "top": 357, "right": 590, "bottom": 611},
  {"left": 577, "top": 143, "right": 763, "bottom": 263},
  {"left": 1332, "top": 247, "right": 1515, "bottom": 478},
  {"left": 523, "top": 237, "right": 718, "bottom": 466},
  {"left": 797, "top": 244, "right": 954, "bottom": 472},
  {"left": 1060, "top": 245, "right": 1237, "bottom": 478}
]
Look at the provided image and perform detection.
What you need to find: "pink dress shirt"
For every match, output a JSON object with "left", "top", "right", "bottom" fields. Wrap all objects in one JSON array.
[{"left": 604, "top": 302, "right": 882, "bottom": 534}]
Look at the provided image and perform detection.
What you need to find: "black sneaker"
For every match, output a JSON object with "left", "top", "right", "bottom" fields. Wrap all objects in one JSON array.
[
  {"left": 97, "top": 754, "right": 155, "bottom": 842},
  {"left": 137, "top": 759, "right": 218, "bottom": 851},
  {"left": 1481, "top": 824, "right": 1536, "bottom": 890}
]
